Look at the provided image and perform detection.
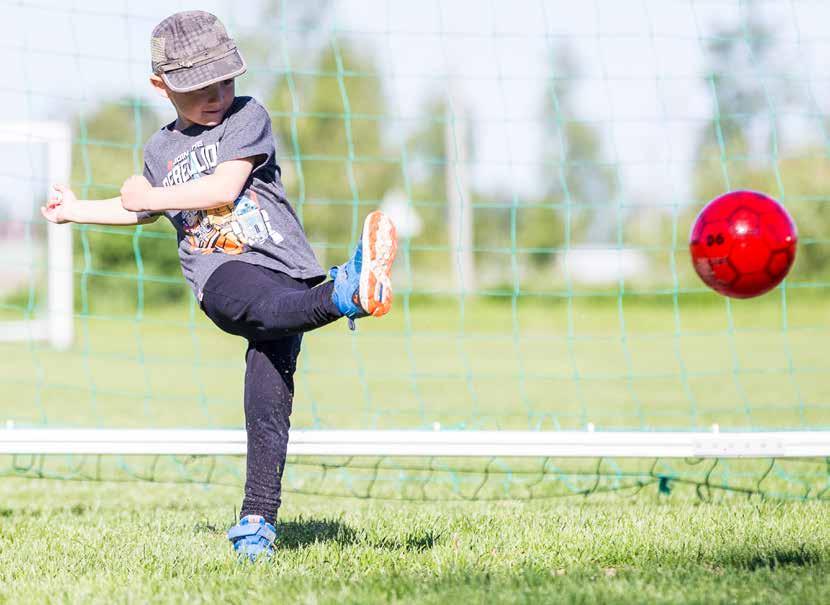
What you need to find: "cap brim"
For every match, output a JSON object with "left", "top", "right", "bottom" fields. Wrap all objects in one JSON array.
[{"left": 161, "top": 50, "right": 247, "bottom": 93}]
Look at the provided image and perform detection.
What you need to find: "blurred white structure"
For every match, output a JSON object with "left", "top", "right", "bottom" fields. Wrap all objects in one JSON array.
[
  {"left": 560, "top": 247, "right": 649, "bottom": 285},
  {"left": 381, "top": 190, "right": 422, "bottom": 239},
  {"left": 3, "top": 428, "right": 828, "bottom": 459},
  {"left": 445, "top": 86, "right": 475, "bottom": 294},
  {"left": 0, "top": 122, "right": 73, "bottom": 350}
]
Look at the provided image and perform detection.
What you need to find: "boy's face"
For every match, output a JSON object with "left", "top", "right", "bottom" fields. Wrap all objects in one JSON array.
[{"left": 150, "top": 76, "right": 235, "bottom": 128}]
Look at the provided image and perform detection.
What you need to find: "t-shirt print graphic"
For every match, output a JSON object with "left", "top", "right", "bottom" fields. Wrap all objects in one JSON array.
[
  {"left": 233, "top": 194, "right": 283, "bottom": 247},
  {"left": 178, "top": 145, "right": 283, "bottom": 254}
]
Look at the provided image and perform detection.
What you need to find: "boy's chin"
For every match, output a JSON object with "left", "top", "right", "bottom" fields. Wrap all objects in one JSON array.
[
  {"left": 202, "top": 109, "right": 228, "bottom": 124},
  {"left": 188, "top": 113, "right": 224, "bottom": 127}
]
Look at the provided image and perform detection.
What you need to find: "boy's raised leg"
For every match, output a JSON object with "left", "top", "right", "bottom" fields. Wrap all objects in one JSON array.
[{"left": 200, "top": 212, "right": 397, "bottom": 341}]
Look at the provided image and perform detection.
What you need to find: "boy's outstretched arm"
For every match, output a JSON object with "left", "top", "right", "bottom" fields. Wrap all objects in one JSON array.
[
  {"left": 40, "top": 184, "right": 159, "bottom": 226},
  {"left": 120, "top": 158, "right": 259, "bottom": 214},
  {"left": 42, "top": 156, "right": 258, "bottom": 225}
]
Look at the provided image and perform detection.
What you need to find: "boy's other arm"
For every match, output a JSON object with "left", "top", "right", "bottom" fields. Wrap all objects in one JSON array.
[
  {"left": 40, "top": 184, "right": 159, "bottom": 226},
  {"left": 120, "top": 157, "right": 260, "bottom": 213}
]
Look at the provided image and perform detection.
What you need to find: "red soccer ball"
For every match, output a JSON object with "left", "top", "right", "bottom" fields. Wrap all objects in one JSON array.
[{"left": 689, "top": 190, "right": 797, "bottom": 298}]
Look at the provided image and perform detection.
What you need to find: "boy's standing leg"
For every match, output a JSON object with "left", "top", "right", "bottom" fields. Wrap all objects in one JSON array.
[
  {"left": 241, "top": 332, "right": 301, "bottom": 524},
  {"left": 201, "top": 264, "right": 327, "bottom": 561}
]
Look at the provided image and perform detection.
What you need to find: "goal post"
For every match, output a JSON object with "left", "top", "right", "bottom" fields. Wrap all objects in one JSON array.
[
  {"left": 3, "top": 428, "right": 829, "bottom": 458},
  {"left": 0, "top": 121, "right": 73, "bottom": 350}
]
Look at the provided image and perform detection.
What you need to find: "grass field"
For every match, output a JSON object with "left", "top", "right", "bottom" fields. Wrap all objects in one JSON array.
[
  {"left": 1, "top": 479, "right": 830, "bottom": 604},
  {"left": 2, "top": 293, "right": 830, "bottom": 602}
]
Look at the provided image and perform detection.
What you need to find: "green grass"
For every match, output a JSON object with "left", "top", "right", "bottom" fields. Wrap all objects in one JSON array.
[
  {"left": 2, "top": 290, "right": 829, "bottom": 432},
  {"left": 1, "top": 479, "right": 830, "bottom": 604}
]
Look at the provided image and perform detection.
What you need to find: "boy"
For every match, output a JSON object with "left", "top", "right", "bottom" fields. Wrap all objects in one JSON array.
[{"left": 40, "top": 10, "right": 397, "bottom": 561}]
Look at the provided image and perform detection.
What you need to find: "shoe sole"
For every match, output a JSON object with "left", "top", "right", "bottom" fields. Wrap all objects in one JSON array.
[{"left": 359, "top": 211, "right": 397, "bottom": 317}]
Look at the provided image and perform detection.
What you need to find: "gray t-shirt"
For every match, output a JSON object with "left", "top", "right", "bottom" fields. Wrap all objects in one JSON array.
[{"left": 141, "top": 96, "right": 324, "bottom": 301}]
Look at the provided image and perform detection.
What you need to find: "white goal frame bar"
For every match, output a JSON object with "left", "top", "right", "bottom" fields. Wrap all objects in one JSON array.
[
  {"left": 2, "top": 429, "right": 829, "bottom": 458},
  {"left": 0, "top": 122, "right": 73, "bottom": 350}
]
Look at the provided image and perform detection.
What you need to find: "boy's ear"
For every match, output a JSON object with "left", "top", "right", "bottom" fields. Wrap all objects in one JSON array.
[{"left": 149, "top": 75, "right": 170, "bottom": 99}]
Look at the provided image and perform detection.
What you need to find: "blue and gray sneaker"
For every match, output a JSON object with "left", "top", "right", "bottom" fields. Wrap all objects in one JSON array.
[
  {"left": 330, "top": 211, "right": 398, "bottom": 330},
  {"left": 227, "top": 514, "right": 277, "bottom": 562}
]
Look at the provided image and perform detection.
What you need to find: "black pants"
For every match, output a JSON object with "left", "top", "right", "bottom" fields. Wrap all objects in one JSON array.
[{"left": 200, "top": 261, "right": 342, "bottom": 525}]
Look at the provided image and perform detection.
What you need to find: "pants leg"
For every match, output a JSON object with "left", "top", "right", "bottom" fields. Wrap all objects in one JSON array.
[
  {"left": 200, "top": 261, "right": 342, "bottom": 341},
  {"left": 239, "top": 334, "right": 300, "bottom": 525}
]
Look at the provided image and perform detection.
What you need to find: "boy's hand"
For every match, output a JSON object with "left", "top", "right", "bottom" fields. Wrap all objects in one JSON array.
[
  {"left": 40, "top": 184, "right": 76, "bottom": 224},
  {"left": 120, "top": 175, "right": 153, "bottom": 212}
]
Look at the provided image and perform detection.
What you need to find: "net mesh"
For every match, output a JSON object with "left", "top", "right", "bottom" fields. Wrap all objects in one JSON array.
[{"left": 1, "top": 0, "right": 830, "bottom": 500}]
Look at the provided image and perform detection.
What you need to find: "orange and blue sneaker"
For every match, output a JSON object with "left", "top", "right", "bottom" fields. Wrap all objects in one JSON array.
[
  {"left": 330, "top": 211, "right": 398, "bottom": 330},
  {"left": 227, "top": 514, "right": 277, "bottom": 562}
]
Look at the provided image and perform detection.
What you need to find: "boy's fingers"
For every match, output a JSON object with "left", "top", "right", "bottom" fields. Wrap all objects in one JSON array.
[{"left": 48, "top": 187, "right": 63, "bottom": 208}]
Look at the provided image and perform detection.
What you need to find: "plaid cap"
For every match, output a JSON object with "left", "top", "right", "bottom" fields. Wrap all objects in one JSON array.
[{"left": 150, "top": 11, "right": 246, "bottom": 93}]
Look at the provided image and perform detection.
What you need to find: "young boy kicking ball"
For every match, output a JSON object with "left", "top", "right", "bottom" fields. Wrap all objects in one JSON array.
[{"left": 41, "top": 10, "right": 397, "bottom": 561}]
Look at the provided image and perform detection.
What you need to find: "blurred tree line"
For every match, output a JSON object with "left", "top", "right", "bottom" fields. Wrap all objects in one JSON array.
[
  {"left": 690, "top": 2, "right": 830, "bottom": 280},
  {"left": 67, "top": 2, "right": 830, "bottom": 307}
]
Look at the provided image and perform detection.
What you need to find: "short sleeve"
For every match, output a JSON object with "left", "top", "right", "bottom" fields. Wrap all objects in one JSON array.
[
  {"left": 142, "top": 159, "right": 153, "bottom": 182},
  {"left": 218, "top": 98, "right": 275, "bottom": 173}
]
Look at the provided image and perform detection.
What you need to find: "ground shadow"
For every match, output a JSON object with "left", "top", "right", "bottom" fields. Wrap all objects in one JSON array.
[
  {"left": 277, "top": 518, "right": 357, "bottom": 549},
  {"left": 275, "top": 517, "right": 442, "bottom": 552},
  {"left": 722, "top": 545, "right": 822, "bottom": 570},
  {"left": 370, "top": 529, "right": 441, "bottom": 552}
]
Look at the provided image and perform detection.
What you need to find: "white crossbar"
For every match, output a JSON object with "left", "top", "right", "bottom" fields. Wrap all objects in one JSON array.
[{"left": 1, "top": 429, "right": 829, "bottom": 458}]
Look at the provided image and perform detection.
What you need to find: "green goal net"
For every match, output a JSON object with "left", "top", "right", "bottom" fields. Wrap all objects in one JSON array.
[{"left": 2, "top": 0, "right": 830, "bottom": 501}]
